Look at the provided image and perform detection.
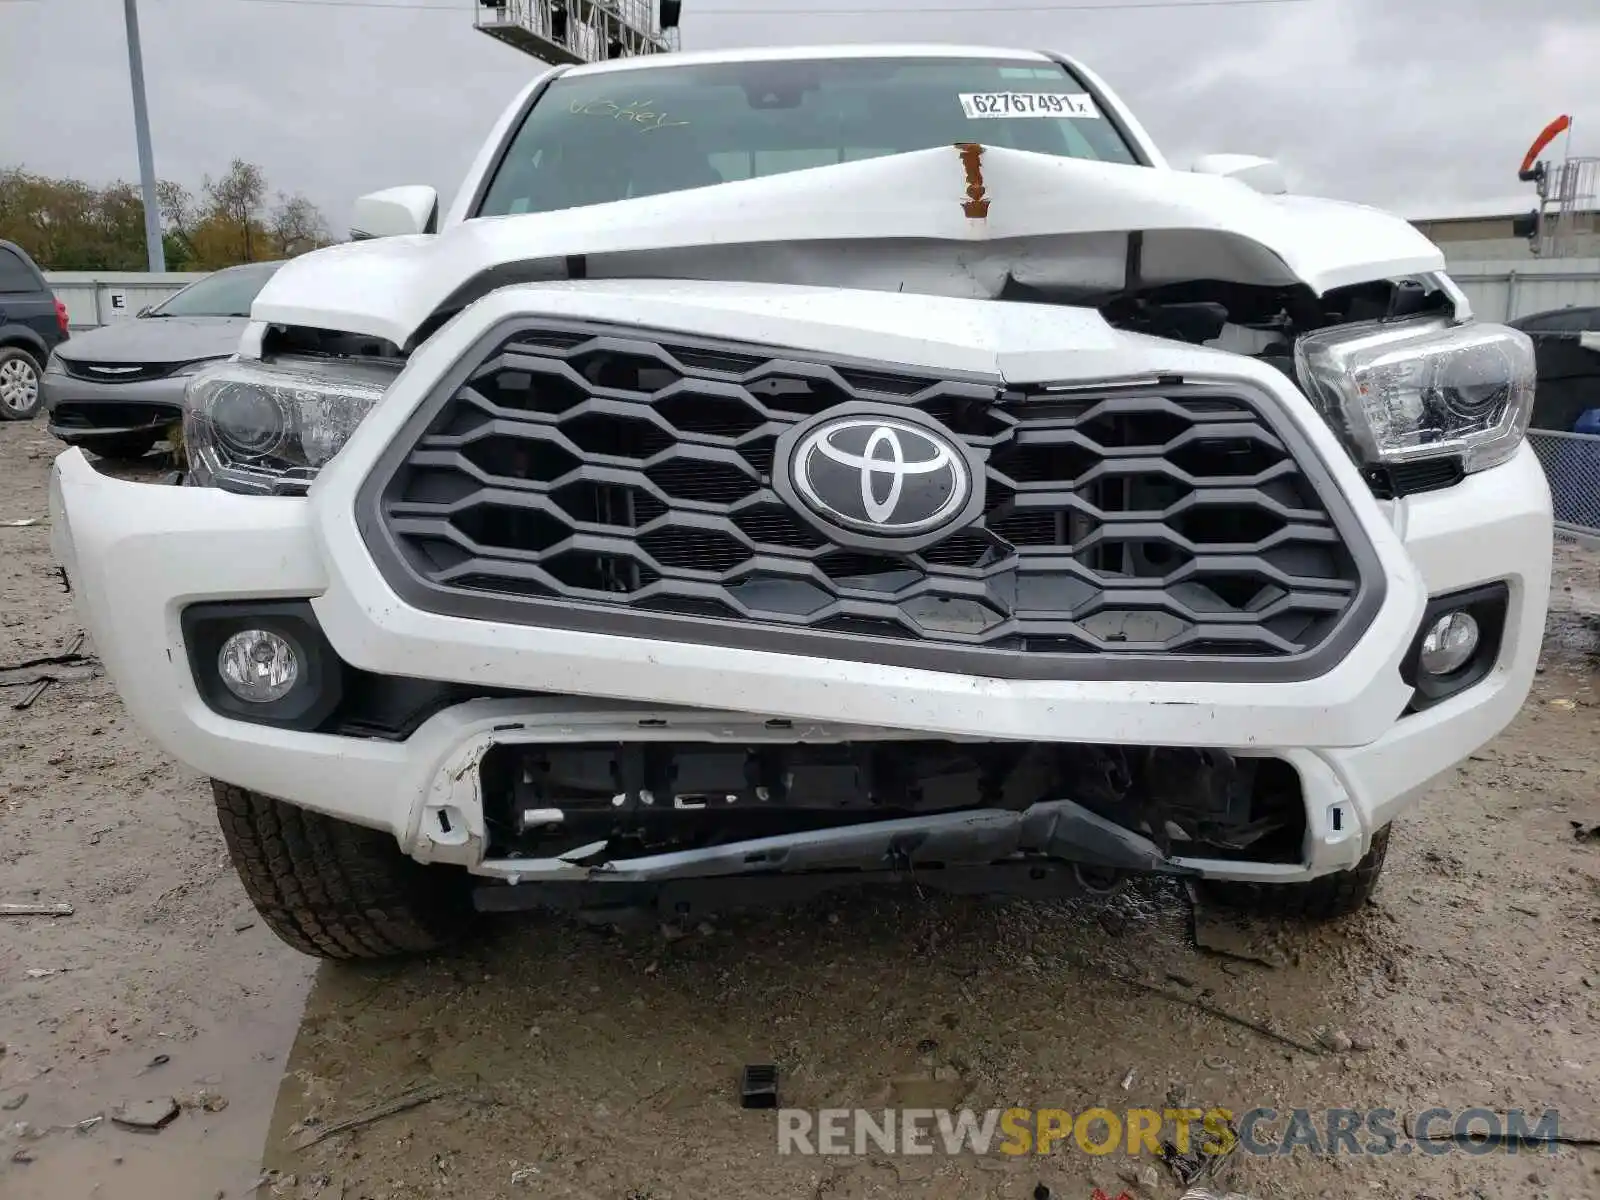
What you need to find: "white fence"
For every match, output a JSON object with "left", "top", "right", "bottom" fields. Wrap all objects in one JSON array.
[
  {"left": 46, "top": 271, "right": 208, "bottom": 331},
  {"left": 1447, "top": 258, "right": 1600, "bottom": 323}
]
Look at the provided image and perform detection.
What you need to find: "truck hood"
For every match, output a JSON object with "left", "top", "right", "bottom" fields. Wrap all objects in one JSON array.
[{"left": 253, "top": 144, "right": 1447, "bottom": 349}]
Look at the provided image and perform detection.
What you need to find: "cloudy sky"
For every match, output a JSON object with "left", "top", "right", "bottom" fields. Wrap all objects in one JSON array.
[{"left": 1, "top": 0, "right": 1596, "bottom": 229}]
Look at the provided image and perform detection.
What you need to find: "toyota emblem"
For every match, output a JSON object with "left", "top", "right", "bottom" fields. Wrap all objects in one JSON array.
[{"left": 773, "top": 406, "right": 986, "bottom": 550}]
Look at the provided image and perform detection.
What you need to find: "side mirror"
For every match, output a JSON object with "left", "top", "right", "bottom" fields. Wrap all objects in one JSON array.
[
  {"left": 350, "top": 185, "right": 440, "bottom": 240},
  {"left": 1191, "top": 153, "right": 1288, "bottom": 196}
]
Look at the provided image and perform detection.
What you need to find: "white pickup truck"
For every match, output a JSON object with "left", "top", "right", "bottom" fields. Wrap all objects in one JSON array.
[{"left": 51, "top": 45, "right": 1551, "bottom": 959}]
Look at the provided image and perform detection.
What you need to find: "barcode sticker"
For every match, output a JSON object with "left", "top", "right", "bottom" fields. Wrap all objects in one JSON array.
[{"left": 958, "top": 92, "right": 1100, "bottom": 119}]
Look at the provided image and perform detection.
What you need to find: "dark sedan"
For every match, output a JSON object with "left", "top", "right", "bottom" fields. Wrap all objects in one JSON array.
[{"left": 42, "top": 260, "right": 283, "bottom": 460}]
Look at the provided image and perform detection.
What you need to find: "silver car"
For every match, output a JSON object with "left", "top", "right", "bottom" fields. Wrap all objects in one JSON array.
[{"left": 42, "top": 260, "right": 283, "bottom": 461}]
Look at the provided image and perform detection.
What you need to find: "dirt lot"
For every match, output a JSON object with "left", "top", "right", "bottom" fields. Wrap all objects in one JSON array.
[{"left": 2, "top": 419, "right": 1598, "bottom": 1200}]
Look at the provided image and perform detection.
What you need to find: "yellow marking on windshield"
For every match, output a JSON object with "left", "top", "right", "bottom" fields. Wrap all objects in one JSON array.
[{"left": 569, "top": 99, "right": 690, "bottom": 132}]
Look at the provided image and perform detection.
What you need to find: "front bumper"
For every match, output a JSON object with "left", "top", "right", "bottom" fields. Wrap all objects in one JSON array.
[
  {"left": 41, "top": 370, "right": 185, "bottom": 442},
  {"left": 49, "top": 434, "right": 1552, "bottom": 885},
  {"left": 47, "top": 284, "right": 1555, "bottom": 887}
]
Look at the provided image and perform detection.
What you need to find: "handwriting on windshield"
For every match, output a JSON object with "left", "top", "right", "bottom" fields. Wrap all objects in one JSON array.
[{"left": 569, "top": 99, "right": 689, "bottom": 132}]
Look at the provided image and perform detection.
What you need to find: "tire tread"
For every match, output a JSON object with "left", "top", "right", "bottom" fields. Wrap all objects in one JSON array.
[
  {"left": 1199, "top": 825, "right": 1391, "bottom": 920},
  {"left": 213, "top": 781, "right": 471, "bottom": 960}
]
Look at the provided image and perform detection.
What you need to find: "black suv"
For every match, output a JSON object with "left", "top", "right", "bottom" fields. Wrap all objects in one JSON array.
[{"left": 0, "top": 240, "right": 70, "bottom": 421}]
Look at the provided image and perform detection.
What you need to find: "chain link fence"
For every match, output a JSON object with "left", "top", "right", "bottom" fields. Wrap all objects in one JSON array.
[{"left": 1529, "top": 429, "right": 1600, "bottom": 538}]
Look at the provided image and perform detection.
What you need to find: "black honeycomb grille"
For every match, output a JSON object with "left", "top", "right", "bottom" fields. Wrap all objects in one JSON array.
[{"left": 361, "top": 321, "right": 1378, "bottom": 681}]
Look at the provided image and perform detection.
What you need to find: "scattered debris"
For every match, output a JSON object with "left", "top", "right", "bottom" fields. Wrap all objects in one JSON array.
[
  {"left": 1316, "top": 1029, "right": 1354, "bottom": 1053},
  {"left": 148, "top": 1054, "right": 171, "bottom": 1069},
  {"left": 740, "top": 1064, "right": 779, "bottom": 1110},
  {"left": 1401, "top": 1110, "right": 1600, "bottom": 1149},
  {"left": 1120, "top": 1067, "right": 1135, "bottom": 1090},
  {"left": 11, "top": 678, "right": 50, "bottom": 711},
  {"left": 111, "top": 1097, "right": 181, "bottom": 1133},
  {"left": 232, "top": 917, "right": 256, "bottom": 932},
  {"left": 1549, "top": 698, "right": 1578, "bottom": 711},
  {"left": 1203, "top": 1055, "right": 1230, "bottom": 1071},
  {"left": 1117, "top": 972, "right": 1322, "bottom": 1055},
  {"left": 511, "top": 1165, "right": 540, "bottom": 1184},
  {"left": 10, "top": 1147, "right": 33, "bottom": 1164},
  {"left": 0, "top": 633, "right": 89, "bottom": 673},
  {"left": 659, "top": 921, "right": 687, "bottom": 942},
  {"left": 1, "top": 518, "right": 42, "bottom": 528},
  {"left": 0, "top": 903, "right": 72, "bottom": 918},
  {"left": 1097, "top": 908, "right": 1130, "bottom": 936},
  {"left": 0, "top": 1093, "right": 25, "bottom": 1111},
  {"left": 3, "top": 632, "right": 96, "bottom": 709},
  {"left": 75, "top": 1116, "right": 102, "bottom": 1133},
  {"left": 23, "top": 969, "right": 57, "bottom": 980},
  {"left": 1188, "top": 888, "right": 1288, "bottom": 968},
  {"left": 1163, "top": 1110, "right": 1242, "bottom": 1189},
  {"left": 293, "top": 1082, "right": 448, "bottom": 1149},
  {"left": 1509, "top": 902, "right": 1543, "bottom": 918},
  {"left": 194, "top": 1090, "right": 228, "bottom": 1113},
  {"left": 1572, "top": 821, "right": 1600, "bottom": 844}
]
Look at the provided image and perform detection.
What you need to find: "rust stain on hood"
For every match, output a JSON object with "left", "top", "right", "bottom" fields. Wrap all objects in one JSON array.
[{"left": 956, "top": 143, "right": 990, "bottom": 219}]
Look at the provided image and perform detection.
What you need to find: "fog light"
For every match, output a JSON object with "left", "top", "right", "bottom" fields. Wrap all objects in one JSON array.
[
  {"left": 218, "top": 629, "right": 300, "bottom": 703},
  {"left": 1418, "top": 611, "right": 1479, "bottom": 676}
]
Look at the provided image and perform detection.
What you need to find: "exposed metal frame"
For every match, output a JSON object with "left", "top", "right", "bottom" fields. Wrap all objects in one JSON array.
[{"left": 474, "top": 0, "right": 679, "bottom": 66}]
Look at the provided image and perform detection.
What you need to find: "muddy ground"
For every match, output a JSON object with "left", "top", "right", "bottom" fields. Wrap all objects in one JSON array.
[{"left": 2, "top": 419, "right": 1598, "bottom": 1200}]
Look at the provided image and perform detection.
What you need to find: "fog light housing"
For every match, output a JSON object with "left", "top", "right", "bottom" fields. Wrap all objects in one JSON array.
[
  {"left": 1417, "top": 611, "right": 1480, "bottom": 677},
  {"left": 181, "top": 601, "right": 343, "bottom": 729},
  {"left": 1400, "top": 583, "right": 1509, "bottom": 712},
  {"left": 218, "top": 629, "right": 300, "bottom": 703}
]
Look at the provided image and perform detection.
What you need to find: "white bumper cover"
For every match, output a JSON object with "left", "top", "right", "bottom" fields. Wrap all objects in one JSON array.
[{"left": 49, "top": 284, "right": 1554, "bottom": 883}]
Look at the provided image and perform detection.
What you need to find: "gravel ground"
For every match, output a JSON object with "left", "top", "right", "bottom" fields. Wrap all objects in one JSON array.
[{"left": 1, "top": 420, "right": 1598, "bottom": 1200}]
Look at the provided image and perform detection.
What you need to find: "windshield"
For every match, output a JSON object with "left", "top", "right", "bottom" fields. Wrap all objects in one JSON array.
[
  {"left": 477, "top": 56, "right": 1141, "bottom": 217},
  {"left": 148, "top": 261, "right": 284, "bottom": 318}
]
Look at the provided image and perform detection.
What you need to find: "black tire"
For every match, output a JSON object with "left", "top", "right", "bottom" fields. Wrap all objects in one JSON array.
[
  {"left": 0, "top": 346, "right": 43, "bottom": 421},
  {"left": 1197, "top": 824, "right": 1391, "bottom": 920},
  {"left": 86, "top": 432, "right": 160, "bottom": 462},
  {"left": 212, "top": 781, "right": 476, "bottom": 960}
]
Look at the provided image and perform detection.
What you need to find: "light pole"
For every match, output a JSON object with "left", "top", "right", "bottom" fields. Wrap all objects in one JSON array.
[{"left": 123, "top": 0, "right": 166, "bottom": 272}]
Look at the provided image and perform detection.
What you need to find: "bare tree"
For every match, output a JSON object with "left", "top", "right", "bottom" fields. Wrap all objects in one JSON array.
[
  {"left": 202, "top": 160, "right": 268, "bottom": 261},
  {"left": 269, "top": 192, "right": 331, "bottom": 257}
]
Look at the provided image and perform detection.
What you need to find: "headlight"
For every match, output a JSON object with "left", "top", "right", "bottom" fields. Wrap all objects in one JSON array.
[
  {"left": 1293, "top": 318, "right": 1535, "bottom": 475},
  {"left": 184, "top": 356, "right": 400, "bottom": 494}
]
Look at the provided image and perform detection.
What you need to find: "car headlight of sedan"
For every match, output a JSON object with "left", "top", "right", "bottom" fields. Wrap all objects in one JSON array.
[
  {"left": 184, "top": 356, "right": 401, "bottom": 494},
  {"left": 1293, "top": 318, "right": 1535, "bottom": 475}
]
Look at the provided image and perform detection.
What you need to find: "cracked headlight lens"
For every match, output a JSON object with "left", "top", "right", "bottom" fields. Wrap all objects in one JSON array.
[
  {"left": 184, "top": 356, "right": 401, "bottom": 494},
  {"left": 1294, "top": 318, "right": 1535, "bottom": 474}
]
